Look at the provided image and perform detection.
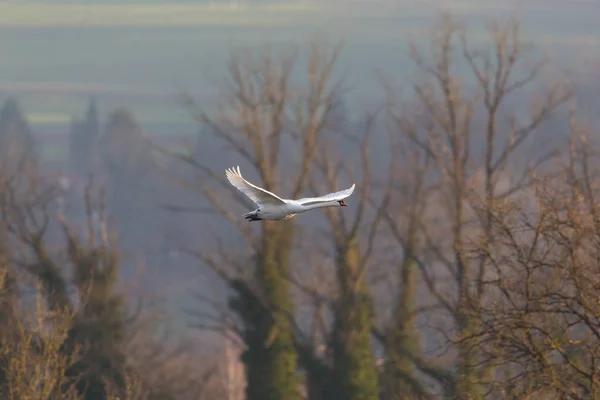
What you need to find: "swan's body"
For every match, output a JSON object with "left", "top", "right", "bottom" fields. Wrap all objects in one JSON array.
[{"left": 225, "top": 166, "right": 355, "bottom": 221}]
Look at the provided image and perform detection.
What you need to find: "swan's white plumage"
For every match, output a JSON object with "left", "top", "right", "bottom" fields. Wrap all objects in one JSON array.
[
  {"left": 225, "top": 166, "right": 286, "bottom": 206},
  {"left": 295, "top": 184, "right": 355, "bottom": 205},
  {"left": 224, "top": 165, "right": 355, "bottom": 221}
]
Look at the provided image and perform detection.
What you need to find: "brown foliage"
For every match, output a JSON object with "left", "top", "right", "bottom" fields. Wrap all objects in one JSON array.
[
  {"left": 378, "top": 12, "right": 572, "bottom": 398},
  {"left": 465, "top": 121, "right": 600, "bottom": 399},
  {"left": 0, "top": 288, "right": 81, "bottom": 400}
]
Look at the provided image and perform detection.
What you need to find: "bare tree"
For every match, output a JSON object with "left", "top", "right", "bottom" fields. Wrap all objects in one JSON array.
[
  {"left": 0, "top": 166, "right": 138, "bottom": 398},
  {"left": 373, "top": 118, "right": 438, "bottom": 400},
  {"left": 381, "top": 13, "right": 571, "bottom": 399},
  {"left": 463, "top": 109, "right": 600, "bottom": 399},
  {"left": 0, "top": 288, "right": 82, "bottom": 400},
  {"left": 293, "top": 111, "right": 387, "bottom": 400},
  {"left": 124, "top": 296, "right": 234, "bottom": 399},
  {"left": 172, "top": 38, "right": 343, "bottom": 400}
]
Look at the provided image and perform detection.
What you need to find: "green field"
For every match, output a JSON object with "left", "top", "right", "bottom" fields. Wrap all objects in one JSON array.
[
  {"left": 0, "top": 2, "right": 326, "bottom": 27},
  {"left": 0, "top": 1, "right": 598, "bottom": 140}
]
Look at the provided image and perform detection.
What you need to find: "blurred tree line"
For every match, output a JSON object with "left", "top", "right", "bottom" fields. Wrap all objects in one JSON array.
[{"left": 0, "top": 12, "right": 599, "bottom": 400}]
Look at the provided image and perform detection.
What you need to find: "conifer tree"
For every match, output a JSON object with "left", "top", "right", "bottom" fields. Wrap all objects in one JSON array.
[{"left": 0, "top": 97, "right": 36, "bottom": 173}]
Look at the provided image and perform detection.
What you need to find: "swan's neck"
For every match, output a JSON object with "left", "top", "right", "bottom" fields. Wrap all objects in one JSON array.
[{"left": 299, "top": 201, "right": 339, "bottom": 211}]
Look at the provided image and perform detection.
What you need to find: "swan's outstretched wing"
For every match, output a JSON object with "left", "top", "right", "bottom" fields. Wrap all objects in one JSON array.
[
  {"left": 225, "top": 166, "right": 287, "bottom": 206},
  {"left": 296, "top": 184, "right": 356, "bottom": 205}
]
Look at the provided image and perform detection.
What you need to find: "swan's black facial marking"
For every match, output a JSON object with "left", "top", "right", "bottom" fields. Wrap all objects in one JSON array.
[{"left": 338, "top": 200, "right": 348, "bottom": 207}]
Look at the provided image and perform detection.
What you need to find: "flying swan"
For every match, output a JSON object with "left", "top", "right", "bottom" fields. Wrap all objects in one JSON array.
[{"left": 225, "top": 166, "right": 356, "bottom": 221}]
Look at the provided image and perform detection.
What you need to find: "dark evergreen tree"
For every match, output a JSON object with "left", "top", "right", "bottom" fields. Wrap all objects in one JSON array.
[
  {"left": 0, "top": 97, "right": 36, "bottom": 173},
  {"left": 68, "top": 119, "right": 86, "bottom": 172},
  {"left": 69, "top": 97, "right": 100, "bottom": 174},
  {"left": 97, "top": 108, "right": 155, "bottom": 243},
  {"left": 85, "top": 98, "right": 100, "bottom": 140},
  {"left": 99, "top": 108, "right": 153, "bottom": 185}
]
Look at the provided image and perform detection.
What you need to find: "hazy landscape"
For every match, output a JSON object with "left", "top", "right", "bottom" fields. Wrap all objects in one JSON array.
[{"left": 0, "top": 0, "right": 599, "bottom": 398}]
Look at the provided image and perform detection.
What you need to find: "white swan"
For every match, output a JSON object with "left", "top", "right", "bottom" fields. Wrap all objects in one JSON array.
[{"left": 225, "top": 166, "right": 355, "bottom": 221}]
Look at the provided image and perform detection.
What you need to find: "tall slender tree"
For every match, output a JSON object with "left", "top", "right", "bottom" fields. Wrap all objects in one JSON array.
[
  {"left": 380, "top": 13, "right": 571, "bottom": 398},
  {"left": 97, "top": 108, "right": 155, "bottom": 245},
  {"left": 0, "top": 97, "right": 36, "bottom": 174},
  {"left": 178, "top": 40, "right": 343, "bottom": 400},
  {"left": 307, "top": 114, "right": 384, "bottom": 400},
  {"left": 69, "top": 97, "right": 100, "bottom": 174}
]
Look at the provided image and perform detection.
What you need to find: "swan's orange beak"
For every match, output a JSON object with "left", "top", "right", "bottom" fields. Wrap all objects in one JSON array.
[{"left": 339, "top": 201, "right": 348, "bottom": 207}]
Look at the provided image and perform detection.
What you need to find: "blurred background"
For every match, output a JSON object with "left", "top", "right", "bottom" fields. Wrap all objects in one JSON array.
[{"left": 0, "top": 0, "right": 599, "bottom": 399}]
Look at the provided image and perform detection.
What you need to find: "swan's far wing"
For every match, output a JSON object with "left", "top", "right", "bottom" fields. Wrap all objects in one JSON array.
[
  {"left": 296, "top": 183, "right": 356, "bottom": 205},
  {"left": 225, "top": 166, "right": 287, "bottom": 206}
]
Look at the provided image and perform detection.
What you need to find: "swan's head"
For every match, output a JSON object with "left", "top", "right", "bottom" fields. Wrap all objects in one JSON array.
[{"left": 338, "top": 200, "right": 348, "bottom": 207}]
